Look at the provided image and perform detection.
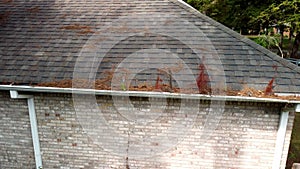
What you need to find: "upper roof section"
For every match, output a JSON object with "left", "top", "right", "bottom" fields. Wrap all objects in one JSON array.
[{"left": 0, "top": 0, "right": 299, "bottom": 94}]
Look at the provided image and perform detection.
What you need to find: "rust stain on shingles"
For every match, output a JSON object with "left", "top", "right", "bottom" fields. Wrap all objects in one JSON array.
[
  {"left": 27, "top": 6, "right": 40, "bottom": 13},
  {"left": 0, "top": 11, "right": 11, "bottom": 25},
  {"left": 60, "top": 24, "right": 95, "bottom": 35},
  {"left": 1, "top": 0, "right": 13, "bottom": 4}
]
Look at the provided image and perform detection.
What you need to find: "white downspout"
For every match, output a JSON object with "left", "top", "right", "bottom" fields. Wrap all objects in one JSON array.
[
  {"left": 296, "top": 104, "right": 300, "bottom": 113},
  {"left": 10, "top": 90, "right": 43, "bottom": 169},
  {"left": 272, "top": 110, "right": 289, "bottom": 169},
  {"left": 272, "top": 104, "right": 300, "bottom": 169}
]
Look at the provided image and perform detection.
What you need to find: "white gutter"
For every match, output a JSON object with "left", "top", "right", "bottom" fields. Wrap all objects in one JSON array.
[
  {"left": 276, "top": 93, "right": 300, "bottom": 97},
  {"left": 10, "top": 90, "right": 43, "bottom": 169},
  {"left": 1, "top": 85, "right": 300, "bottom": 103}
]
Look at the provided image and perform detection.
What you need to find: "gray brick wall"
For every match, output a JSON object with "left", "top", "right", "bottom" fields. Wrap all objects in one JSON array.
[
  {"left": 0, "top": 92, "right": 35, "bottom": 169},
  {"left": 0, "top": 91, "right": 295, "bottom": 169}
]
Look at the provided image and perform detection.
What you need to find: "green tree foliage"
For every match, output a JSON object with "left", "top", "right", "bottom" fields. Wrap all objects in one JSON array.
[
  {"left": 255, "top": 0, "right": 300, "bottom": 57},
  {"left": 256, "top": 0, "right": 300, "bottom": 29},
  {"left": 254, "top": 35, "right": 283, "bottom": 57},
  {"left": 185, "top": 0, "right": 300, "bottom": 58},
  {"left": 184, "top": 0, "right": 276, "bottom": 34}
]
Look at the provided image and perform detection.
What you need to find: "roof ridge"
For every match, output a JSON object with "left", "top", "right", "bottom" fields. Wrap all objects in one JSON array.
[{"left": 172, "top": 0, "right": 300, "bottom": 73}]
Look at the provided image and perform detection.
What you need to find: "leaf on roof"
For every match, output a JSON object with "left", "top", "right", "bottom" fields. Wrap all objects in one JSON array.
[
  {"left": 265, "top": 77, "right": 275, "bottom": 96},
  {"left": 196, "top": 57, "right": 211, "bottom": 94}
]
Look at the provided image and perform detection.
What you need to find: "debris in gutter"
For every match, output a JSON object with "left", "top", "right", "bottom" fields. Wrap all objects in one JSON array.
[{"left": 33, "top": 80, "right": 300, "bottom": 101}]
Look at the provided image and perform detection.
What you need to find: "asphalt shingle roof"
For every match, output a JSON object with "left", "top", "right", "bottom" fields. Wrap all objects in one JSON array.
[{"left": 0, "top": 0, "right": 300, "bottom": 93}]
